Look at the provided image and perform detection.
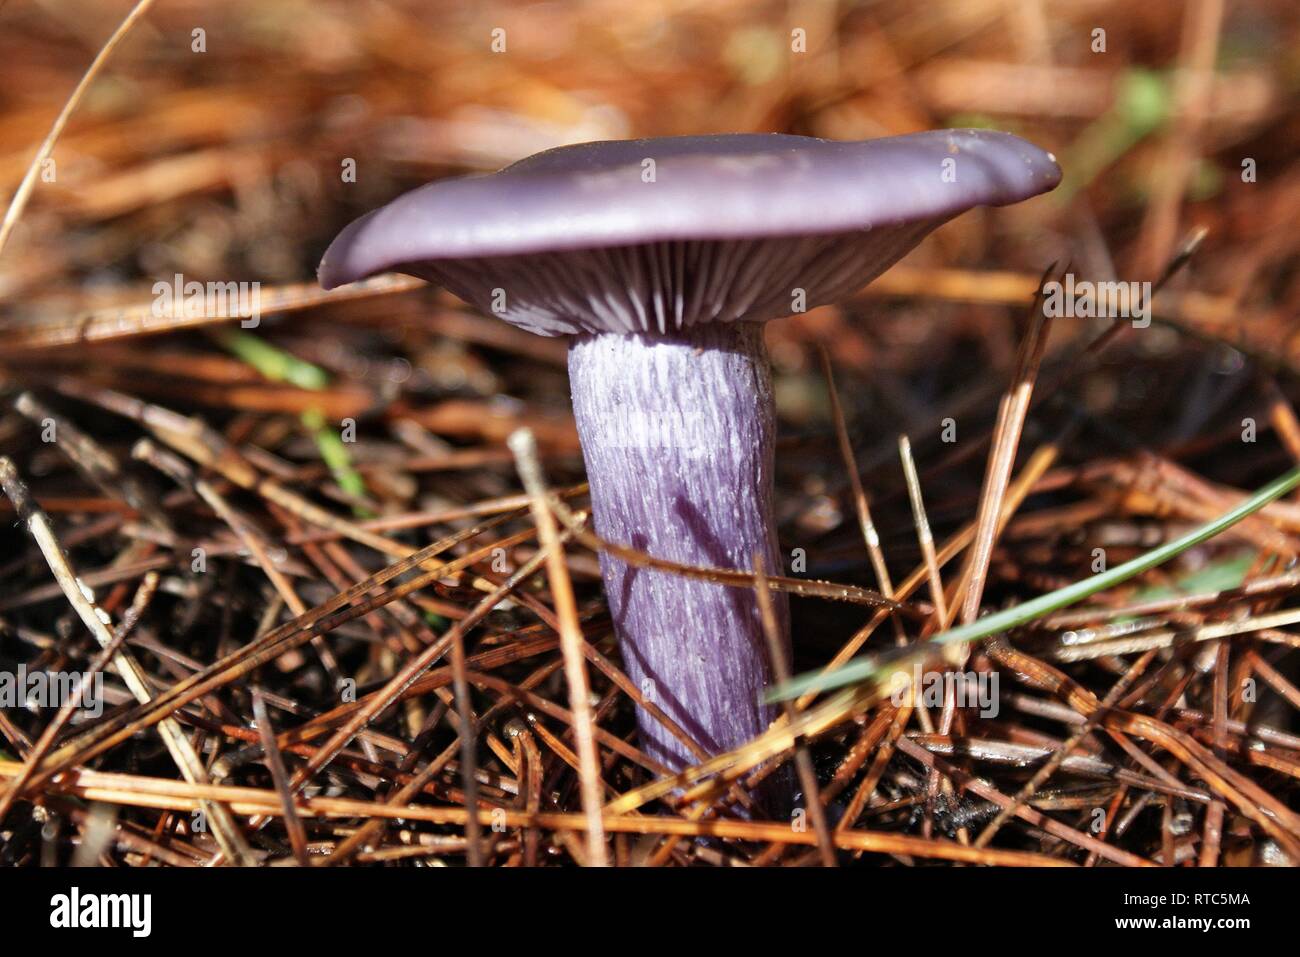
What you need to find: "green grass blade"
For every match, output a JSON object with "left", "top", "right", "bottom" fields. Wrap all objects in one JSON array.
[
  {"left": 769, "top": 464, "right": 1300, "bottom": 702},
  {"left": 216, "top": 331, "right": 368, "bottom": 507},
  {"left": 216, "top": 329, "right": 330, "bottom": 390}
]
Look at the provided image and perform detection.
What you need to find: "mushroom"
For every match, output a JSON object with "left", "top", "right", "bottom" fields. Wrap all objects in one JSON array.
[{"left": 319, "top": 130, "right": 1060, "bottom": 809}]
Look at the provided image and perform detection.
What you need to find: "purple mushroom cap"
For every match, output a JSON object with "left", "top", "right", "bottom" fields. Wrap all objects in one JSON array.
[
  {"left": 319, "top": 130, "right": 1060, "bottom": 817},
  {"left": 320, "top": 130, "right": 1060, "bottom": 336}
]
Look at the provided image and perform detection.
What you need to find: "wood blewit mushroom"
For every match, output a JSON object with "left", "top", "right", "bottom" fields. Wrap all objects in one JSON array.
[{"left": 319, "top": 131, "right": 1060, "bottom": 811}]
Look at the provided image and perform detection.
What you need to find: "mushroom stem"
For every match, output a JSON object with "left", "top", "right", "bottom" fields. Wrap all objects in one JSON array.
[{"left": 568, "top": 322, "right": 790, "bottom": 806}]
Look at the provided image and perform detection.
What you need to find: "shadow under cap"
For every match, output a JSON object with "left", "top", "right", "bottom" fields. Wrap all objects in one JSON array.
[{"left": 319, "top": 129, "right": 1060, "bottom": 336}]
